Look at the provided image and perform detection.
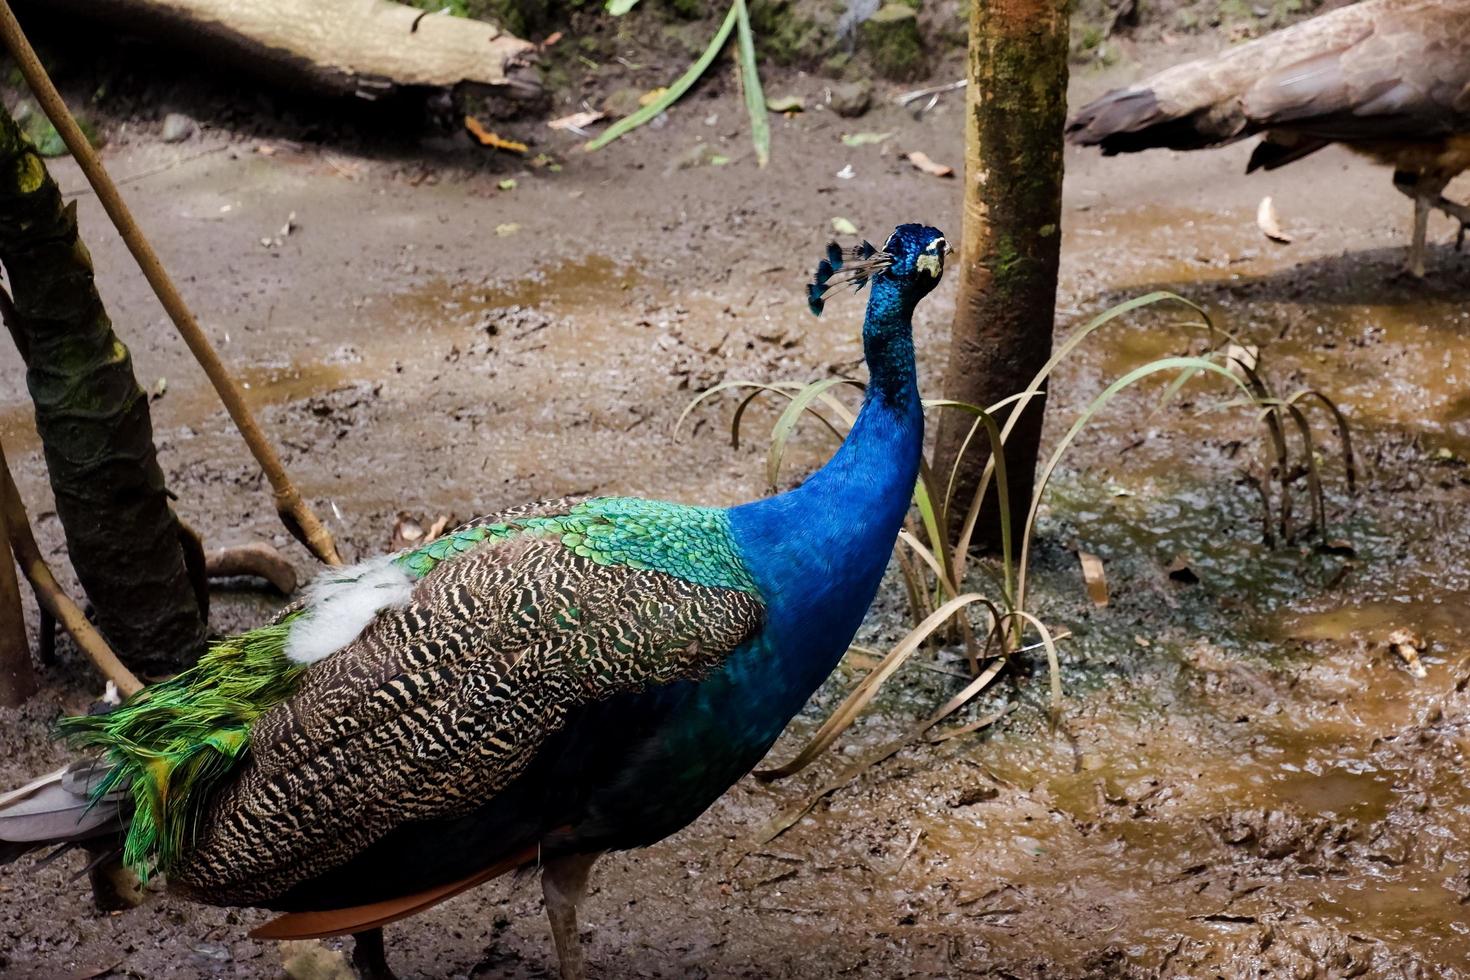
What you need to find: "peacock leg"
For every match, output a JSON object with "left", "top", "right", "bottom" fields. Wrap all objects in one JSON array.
[
  {"left": 350, "top": 927, "right": 397, "bottom": 980},
  {"left": 1393, "top": 170, "right": 1453, "bottom": 276},
  {"left": 541, "top": 851, "right": 602, "bottom": 980},
  {"left": 1428, "top": 192, "right": 1470, "bottom": 250}
]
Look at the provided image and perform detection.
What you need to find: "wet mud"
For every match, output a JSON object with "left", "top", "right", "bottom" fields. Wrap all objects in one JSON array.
[{"left": 2, "top": 46, "right": 1470, "bottom": 980}]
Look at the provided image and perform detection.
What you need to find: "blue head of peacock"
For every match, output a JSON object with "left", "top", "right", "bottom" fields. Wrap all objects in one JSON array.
[{"left": 807, "top": 223, "right": 949, "bottom": 316}]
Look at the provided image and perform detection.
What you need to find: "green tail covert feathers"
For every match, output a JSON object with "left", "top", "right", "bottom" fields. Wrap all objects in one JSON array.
[{"left": 57, "top": 620, "right": 305, "bottom": 877}]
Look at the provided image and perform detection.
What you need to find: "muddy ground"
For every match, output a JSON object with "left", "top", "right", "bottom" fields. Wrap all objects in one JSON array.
[{"left": 3, "top": 17, "right": 1470, "bottom": 980}]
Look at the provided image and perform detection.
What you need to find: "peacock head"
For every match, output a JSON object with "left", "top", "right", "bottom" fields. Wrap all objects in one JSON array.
[{"left": 807, "top": 223, "right": 949, "bottom": 316}]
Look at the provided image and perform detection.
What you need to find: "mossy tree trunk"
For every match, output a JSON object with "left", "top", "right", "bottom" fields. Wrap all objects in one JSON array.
[
  {"left": 933, "top": 0, "right": 1068, "bottom": 550},
  {"left": 0, "top": 105, "right": 206, "bottom": 670}
]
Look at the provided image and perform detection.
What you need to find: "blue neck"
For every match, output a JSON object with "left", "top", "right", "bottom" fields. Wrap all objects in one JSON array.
[{"left": 728, "top": 274, "right": 923, "bottom": 687}]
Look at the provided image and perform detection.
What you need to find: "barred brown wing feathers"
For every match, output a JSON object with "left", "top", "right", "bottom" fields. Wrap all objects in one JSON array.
[
  {"left": 1243, "top": 4, "right": 1470, "bottom": 141},
  {"left": 1066, "top": 0, "right": 1469, "bottom": 152},
  {"left": 173, "top": 534, "right": 762, "bottom": 906}
]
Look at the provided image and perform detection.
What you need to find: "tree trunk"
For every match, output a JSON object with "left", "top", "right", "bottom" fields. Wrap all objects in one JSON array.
[
  {"left": 933, "top": 0, "right": 1068, "bottom": 551},
  {"left": 0, "top": 106, "right": 207, "bottom": 671}
]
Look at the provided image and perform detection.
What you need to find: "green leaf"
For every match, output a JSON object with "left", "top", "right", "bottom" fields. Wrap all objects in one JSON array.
[
  {"left": 841, "top": 132, "right": 892, "bottom": 147},
  {"left": 498, "top": 178, "right": 517, "bottom": 191},
  {"left": 586, "top": 4, "right": 740, "bottom": 152},
  {"left": 606, "top": 0, "right": 640, "bottom": 14},
  {"left": 766, "top": 94, "right": 804, "bottom": 113},
  {"left": 831, "top": 217, "right": 858, "bottom": 235},
  {"left": 733, "top": 0, "right": 770, "bottom": 167}
]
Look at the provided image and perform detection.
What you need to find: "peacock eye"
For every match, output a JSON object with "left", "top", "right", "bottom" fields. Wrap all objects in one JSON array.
[{"left": 915, "top": 244, "right": 944, "bottom": 278}]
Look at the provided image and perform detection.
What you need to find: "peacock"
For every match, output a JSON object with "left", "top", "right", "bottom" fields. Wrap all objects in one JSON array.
[
  {"left": 0, "top": 224, "right": 949, "bottom": 980},
  {"left": 1066, "top": 0, "right": 1470, "bottom": 278}
]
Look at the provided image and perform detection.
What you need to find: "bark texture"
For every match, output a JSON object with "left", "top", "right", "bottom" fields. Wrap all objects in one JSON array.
[
  {"left": 934, "top": 0, "right": 1069, "bottom": 549},
  {"left": 0, "top": 106, "right": 206, "bottom": 669},
  {"left": 30, "top": 0, "right": 538, "bottom": 100}
]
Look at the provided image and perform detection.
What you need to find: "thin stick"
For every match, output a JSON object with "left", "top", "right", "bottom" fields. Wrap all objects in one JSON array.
[
  {"left": 0, "top": 481, "right": 37, "bottom": 706},
  {"left": 0, "top": 439, "right": 142, "bottom": 698},
  {"left": 0, "top": 0, "right": 341, "bottom": 567}
]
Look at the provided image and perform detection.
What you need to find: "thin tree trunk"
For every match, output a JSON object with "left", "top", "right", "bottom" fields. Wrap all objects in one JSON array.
[
  {"left": 933, "top": 0, "right": 1069, "bottom": 551},
  {"left": 0, "top": 497, "right": 36, "bottom": 706},
  {"left": 0, "top": 105, "right": 207, "bottom": 670}
]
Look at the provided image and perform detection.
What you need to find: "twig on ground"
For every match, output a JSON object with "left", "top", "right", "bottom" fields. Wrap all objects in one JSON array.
[{"left": 206, "top": 543, "right": 299, "bottom": 595}]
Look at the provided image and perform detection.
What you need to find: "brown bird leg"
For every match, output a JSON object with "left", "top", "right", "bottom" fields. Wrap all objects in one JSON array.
[
  {"left": 350, "top": 928, "right": 398, "bottom": 980},
  {"left": 1394, "top": 170, "right": 1453, "bottom": 277},
  {"left": 1428, "top": 192, "right": 1470, "bottom": 251},
  {"left": 541, "top": 851, "right": 602, "bottom": 980}
]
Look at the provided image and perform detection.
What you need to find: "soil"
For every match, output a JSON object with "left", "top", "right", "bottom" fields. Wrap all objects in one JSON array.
[{"left": 3, "top": 12, "right": 1470, "bottom": 980}]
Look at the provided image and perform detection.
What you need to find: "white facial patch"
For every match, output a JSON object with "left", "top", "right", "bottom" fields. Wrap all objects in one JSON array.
[{"left": 285, "top": 555, "right": 415, "bottom": 664}]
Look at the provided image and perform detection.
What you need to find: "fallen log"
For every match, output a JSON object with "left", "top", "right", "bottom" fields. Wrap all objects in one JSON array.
[{"left": 32, "top": 0, "right": 539, "bottom": 100}]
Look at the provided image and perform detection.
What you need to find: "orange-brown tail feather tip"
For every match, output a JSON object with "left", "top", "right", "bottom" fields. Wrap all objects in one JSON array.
[{"left": 249, "top": 845, "right": 539, "bottom": 941}]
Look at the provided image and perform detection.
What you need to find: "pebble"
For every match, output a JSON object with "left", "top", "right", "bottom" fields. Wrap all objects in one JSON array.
[{"left": 161, "top": 113, "right": 196, "bottom": 143}]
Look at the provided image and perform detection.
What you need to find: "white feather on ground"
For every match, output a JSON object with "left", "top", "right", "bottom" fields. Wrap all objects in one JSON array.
[{"left": 285, "top": 555, "right": 415, "bottom": 664}]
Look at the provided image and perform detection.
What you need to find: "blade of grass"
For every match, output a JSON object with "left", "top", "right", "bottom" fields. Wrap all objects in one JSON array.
[
  {"left": 951, "top": 294, "right": 1230, "bottom": 575},
  {"left": 1289, "top": 390, "right": 1357, "bottom": 496},
  {"left": 924, "top": 399, "right": 1014, "bottom": 607},
  {"left": 752, "top": 656, "right": 1009, "bottom": 843},
  {"left": 767, "top": 378, "right": 862, "bottom": 487},
  {"left": 732, "top": 0, "right": 770, "bottom": 167},
  {"left": 756, "top": 592, "right": 1005, "bottom": 780},
  {"left": 585, "top": 3, "right": 739, "bottom": 152},
  {"left": 1015, "top": 357, "right": 1262, "bottom": 613}
]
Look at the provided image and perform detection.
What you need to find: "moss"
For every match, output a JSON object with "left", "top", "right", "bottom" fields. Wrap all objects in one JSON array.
[
  {"left": 404, "top": 0, "right": 561, "bottom": 36},
  {"left": 661, "top": 20, "right": 714, "bottom": 57},
  {"left": 747, "top": 0, "right": 828, "bottom": 66},
  {"left": 823, "top": 51, "right": 853, "bottom": 76},
  {"left": 859, "top": 1, "right": 927, "bottom": 82},
  {"left": 662, "top": 0, "right": 705, "bottom": 19}
]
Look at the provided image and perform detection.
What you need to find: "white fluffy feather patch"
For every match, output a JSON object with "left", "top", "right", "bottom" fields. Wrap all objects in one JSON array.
[{"left": 285, "top": 555, "right": 415, "bottom": 664}]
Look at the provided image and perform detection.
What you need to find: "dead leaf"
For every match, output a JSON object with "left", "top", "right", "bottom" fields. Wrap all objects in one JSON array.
[
  {"left": 255, "top": 143, "right": 277, "bottom": 156},
  {"left": 841, "top": 132, "right": 892, "bottom": 147},
  {"left": 906, "top": 151, "right": 954, "bottom": 178},
  {"left": 391, "top": 513, "right": 426, "bottom": 551},
  {"left": 1256, "top": 195, "right": 1292, "bottom": 244},
  {"left": 1387, "top": 627, "right": 1427, "bottom": 679},
  {"left": 541, "top": 30, "right": 564, "bottom": 48},
  {"left": 1224, "top": 342, "right": 1259, "bottom": 378},
  {"left": 638, "top": 87, "right": 669, "bottom": 107},
  {"left": 1315, "top": 538, "right": 1357, "bottom": 557},
  {"left": 832, "top": 217, "right": 859, "bottom": 236},
  {"left": 1077, "top": 550, "right": 1109, "bottom": 607},
  {"left": 1165, "top": 556, "right": 1199, "bottom": 585},
  {"left": 392, "top": 513, "right": 452, "bottom": 552},
  {"left": 464, "top": 115, "right": 528, "bottom": 154},
  {"left": 496, "top": 222, "right": 520, "bottom": 236},
  {"left": 62, "top": 956, "right": 126, "bottom": 980},
  {"left": 548, "top": 110, "right": 605, "bottom": 131}
]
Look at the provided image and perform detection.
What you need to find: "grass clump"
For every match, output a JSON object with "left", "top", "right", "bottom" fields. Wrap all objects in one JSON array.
[{"left": 683, "top": 292, "right": 1356, "bottom": 799}]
